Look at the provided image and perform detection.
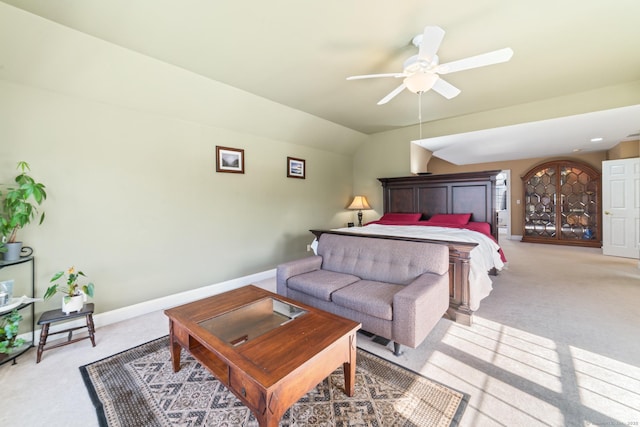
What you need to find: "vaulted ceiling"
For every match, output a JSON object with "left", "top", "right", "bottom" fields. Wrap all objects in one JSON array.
[{"left": 2, "top": 0, "right": 639, "bottom": 164}]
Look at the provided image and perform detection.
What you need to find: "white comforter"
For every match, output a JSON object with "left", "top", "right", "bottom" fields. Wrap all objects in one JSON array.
[{"left": 322, "top": 224, "right": 505, "bottom": 311}]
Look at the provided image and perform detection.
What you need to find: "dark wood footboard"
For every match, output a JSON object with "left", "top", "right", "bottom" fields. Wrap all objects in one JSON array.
[{"left": 310, "top": 229, "right": 477, "bottom": 326}]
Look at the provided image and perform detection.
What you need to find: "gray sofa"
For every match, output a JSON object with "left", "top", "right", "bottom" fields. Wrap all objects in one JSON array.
[{"left": 276, "top": 233, "right": 450, "bottom": 355}]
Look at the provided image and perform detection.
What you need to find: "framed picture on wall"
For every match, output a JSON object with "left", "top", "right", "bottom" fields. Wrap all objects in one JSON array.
[
  {"left": 216, "top": 146, "right": 244, "bottom": 174},
  {"left": 287, "top": 157, "right": 305, "bottom": 179}
]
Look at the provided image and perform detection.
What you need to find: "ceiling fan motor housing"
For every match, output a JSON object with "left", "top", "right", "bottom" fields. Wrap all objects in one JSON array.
[{"left": 403, "top": 54, "right": 439, "bottom": 74}]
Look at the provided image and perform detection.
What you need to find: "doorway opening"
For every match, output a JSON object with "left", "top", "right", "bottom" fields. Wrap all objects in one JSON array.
[{"left": 496, "top": 170, "right": 511, "bottom": 239}]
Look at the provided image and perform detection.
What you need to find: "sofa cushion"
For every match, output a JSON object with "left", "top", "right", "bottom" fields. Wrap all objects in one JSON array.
[
  {"left": 317, "top": 233, "right": 449, "bottom": 283},
  {"left": 332, "top": 280, "right": 404, "bottom": 321},
  {"left": 287, "top": 270, "right": 360, "bottom": 302}
]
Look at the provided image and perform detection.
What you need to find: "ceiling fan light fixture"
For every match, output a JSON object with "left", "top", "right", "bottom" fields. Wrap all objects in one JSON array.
[
  {"left": 404, "top": 72, "right": 438, "bottom": 93},
  {"left": 347, "top": 25, "right": 512, "bottom": 104}
]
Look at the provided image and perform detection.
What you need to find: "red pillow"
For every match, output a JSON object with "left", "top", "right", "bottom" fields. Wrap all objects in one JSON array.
[
  {"left": 379, "top": 213, "right": 423, "bottom": 222},
  {"left": 463, "top": 221, "right": 491, "bottom": 235},
  {"left": 427, "top": 213, "right": 472, "bottom": 225}
]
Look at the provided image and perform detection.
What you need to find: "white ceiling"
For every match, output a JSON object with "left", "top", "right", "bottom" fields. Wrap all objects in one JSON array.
[
  {"left": 2, "top": 0, "right": 639, "bottom": 164},
  {"left": 416, "top": 104, "right": 640, "bottom": 165}
]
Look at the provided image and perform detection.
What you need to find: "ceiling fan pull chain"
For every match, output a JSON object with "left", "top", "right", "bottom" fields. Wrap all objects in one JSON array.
[{"left": 418, "top": 92, "right": 423, "bottom": 140}]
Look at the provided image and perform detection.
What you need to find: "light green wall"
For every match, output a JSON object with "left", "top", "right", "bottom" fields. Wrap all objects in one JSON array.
[
  {"left": 0, "top": 2, "right": 366, "bottom": 157},
  {"left": 0, "top": 80, "right": 354, "bottom": 314},
  {"left": 0, "top": 4, "right": 365, "bottom": 316},
  {"left": 352, "top": 127, "right": 418, "bottom": 222}
]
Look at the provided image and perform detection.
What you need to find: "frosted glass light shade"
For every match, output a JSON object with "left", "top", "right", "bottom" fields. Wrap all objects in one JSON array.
[{"left": 404, "top": 72, "right": 438, "bottom": 93}]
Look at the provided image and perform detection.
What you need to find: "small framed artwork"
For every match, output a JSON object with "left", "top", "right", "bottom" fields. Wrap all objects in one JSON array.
[
  {"left": 216, "top": 146, "right": 244, "bottom": 174},
  {"left": 287, "top": 157, "right": 305, "bottom": 179}
]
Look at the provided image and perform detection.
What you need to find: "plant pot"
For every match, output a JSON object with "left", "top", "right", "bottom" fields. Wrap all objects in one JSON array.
[
  {"left": 62, "top": 295, "right": 84, "bottom": 314},
  {"left": 0, "top": 280, "right": 14, "bottom": 307},
  {"left": 1, "top": 242, "right": 23, "bottom": 261}
]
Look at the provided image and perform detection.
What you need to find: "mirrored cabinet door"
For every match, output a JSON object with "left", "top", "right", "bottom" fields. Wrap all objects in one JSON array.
[{"left": 522, "top": 160, "right": 601, "bottom": 247}]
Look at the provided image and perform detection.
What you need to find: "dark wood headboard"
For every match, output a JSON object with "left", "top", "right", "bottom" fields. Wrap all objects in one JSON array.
[{"left": 378, "top": 170, "right": 501, "bottom": 241}]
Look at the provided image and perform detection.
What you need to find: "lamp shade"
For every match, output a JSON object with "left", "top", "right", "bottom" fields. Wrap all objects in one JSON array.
[{"left": 347, "top": 195, "right": 371, "bottom": 210}]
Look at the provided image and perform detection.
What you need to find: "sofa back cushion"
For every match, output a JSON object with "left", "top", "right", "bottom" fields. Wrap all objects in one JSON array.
[{"left": 317, "top": 233, "right": 449, "bottom": 285}]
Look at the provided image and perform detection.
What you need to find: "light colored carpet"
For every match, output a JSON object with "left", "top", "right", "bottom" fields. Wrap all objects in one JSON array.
[
  {"left": 358, "top": 238, "right": 640, "bottom": 426},
  {"left": 1, "top": 238, "right": 639, "bottom": 426}
]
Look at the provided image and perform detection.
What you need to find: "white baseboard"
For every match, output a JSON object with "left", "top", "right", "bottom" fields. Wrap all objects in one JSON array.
[{"left": 28, "top": 269, "right": 277, "bottom": 338}]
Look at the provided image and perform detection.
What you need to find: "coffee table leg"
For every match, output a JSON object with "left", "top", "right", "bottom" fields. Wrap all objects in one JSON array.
[
  {"left": 256, "top": 413, "right": 278, "bottom": 427},
  {"left": 169, "top": 321, "right": 181, "bottom": 372},
  {"left": 343, "top": 333, "right": 357, "bottom": 396}
]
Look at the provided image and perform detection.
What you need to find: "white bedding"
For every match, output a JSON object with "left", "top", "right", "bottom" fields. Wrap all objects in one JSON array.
[{"left": 320, "top": 224, "right": 505, "bottom": 311}]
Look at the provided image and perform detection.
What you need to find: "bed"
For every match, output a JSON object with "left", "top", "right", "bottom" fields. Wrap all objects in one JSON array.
[{"left": 312, "top": 170, "right": 505, "bottom": 326}]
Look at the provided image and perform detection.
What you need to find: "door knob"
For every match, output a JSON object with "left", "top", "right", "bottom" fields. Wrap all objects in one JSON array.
[{"left": 604, "top": 211, "right": 611, "bottom": 215}]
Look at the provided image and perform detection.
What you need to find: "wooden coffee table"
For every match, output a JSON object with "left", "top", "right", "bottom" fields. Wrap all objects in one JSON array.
[{"left": 164, "top": 285, "right": 361, "bottom": 427}]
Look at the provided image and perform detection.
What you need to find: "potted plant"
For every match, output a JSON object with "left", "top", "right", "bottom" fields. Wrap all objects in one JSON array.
[
  {"left": 44, "top": 266, "right": 95, "bottom": 314},
  {"left": 0, "top": 161, "right": 47, "bottom": 261},
  {"left": 0, "top": 310, "right": 25, "bottom": 354}
]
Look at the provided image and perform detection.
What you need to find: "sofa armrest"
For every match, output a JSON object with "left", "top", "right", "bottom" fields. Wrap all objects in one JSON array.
[
  {"left": 276, "top": 256, "right": 322, "bottom": 297},
  {"left": 392, "top": 272, "right": 449, "bottom": 348}
]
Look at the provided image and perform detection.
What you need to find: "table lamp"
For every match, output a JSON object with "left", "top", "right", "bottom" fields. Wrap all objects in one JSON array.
[{"left": 347, "top": 195, "right": 371, "bottom": 227}]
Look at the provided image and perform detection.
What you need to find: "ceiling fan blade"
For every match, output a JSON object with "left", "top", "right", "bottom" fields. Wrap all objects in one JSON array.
[
  {"left": 437, "top": 47, "right": 513, "bottom": 74},
  {"left": 432, "top": 78, "right": 461, "bottom": 99},
  {"left": 418, "top": 26, "right": 445, "bottom": 61},
  {"left": 377, "top": 83, "right": 407, "bottom": 105},
  {"left": 347, "top": 73, "right": 405, "bottom": 80}
]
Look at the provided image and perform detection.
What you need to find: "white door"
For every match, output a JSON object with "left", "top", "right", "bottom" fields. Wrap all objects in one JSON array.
[{"left": 602, "top": 158, "right": 639, "bottom": 258}]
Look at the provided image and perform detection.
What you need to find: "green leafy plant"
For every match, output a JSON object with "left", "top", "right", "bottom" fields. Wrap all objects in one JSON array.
[
  {"left": 0, "top": 310, "right": 25, "bottom": 354},
  {"left": 0, "top": 161, "right": 47, "bottom": 244},
  {"left": 44, "top": 266, "right": 95, "bottom": 303}
]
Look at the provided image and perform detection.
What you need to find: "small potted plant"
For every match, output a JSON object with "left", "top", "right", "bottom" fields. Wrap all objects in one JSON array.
[
  {"left": 0, "top": 310, "right": 25, "bottom": 354},
  {"left": 44, "top": 267, "right": 95, "bottom": 314},
  {"left": 0, "top": 161, "right": 47, "bottom": 261}
]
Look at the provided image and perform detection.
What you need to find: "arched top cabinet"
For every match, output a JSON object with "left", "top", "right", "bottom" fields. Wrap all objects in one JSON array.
[{"left": 521, "top": 160, "right": 601, "bottom": 247}]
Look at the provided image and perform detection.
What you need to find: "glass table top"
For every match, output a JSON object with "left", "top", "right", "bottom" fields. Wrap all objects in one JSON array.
[{"left": 198, "top": 297, "right": 307, "bottom": 346}]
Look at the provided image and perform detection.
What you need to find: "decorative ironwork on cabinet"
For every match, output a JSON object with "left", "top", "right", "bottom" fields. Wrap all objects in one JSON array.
[{"left": 522, "top": 160, "right": 601, "bottom": 247}]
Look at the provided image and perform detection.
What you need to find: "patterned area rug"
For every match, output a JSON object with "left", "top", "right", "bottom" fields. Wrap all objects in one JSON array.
[{"left": 80, "top": 336, "right": 467, "bottom": 426}]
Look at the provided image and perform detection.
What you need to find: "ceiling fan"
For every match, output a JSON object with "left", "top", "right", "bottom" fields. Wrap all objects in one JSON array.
[{"left": 347, "top": 26, "right": 513, "bottom": 105}]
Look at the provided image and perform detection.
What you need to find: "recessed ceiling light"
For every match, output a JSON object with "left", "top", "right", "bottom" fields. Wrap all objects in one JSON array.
[
  {"left": 590, "top": 137, "right": 603, "bottom": 142},
  {"left": 573, "top": 148, "right": 582, "bottom": 152}
]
